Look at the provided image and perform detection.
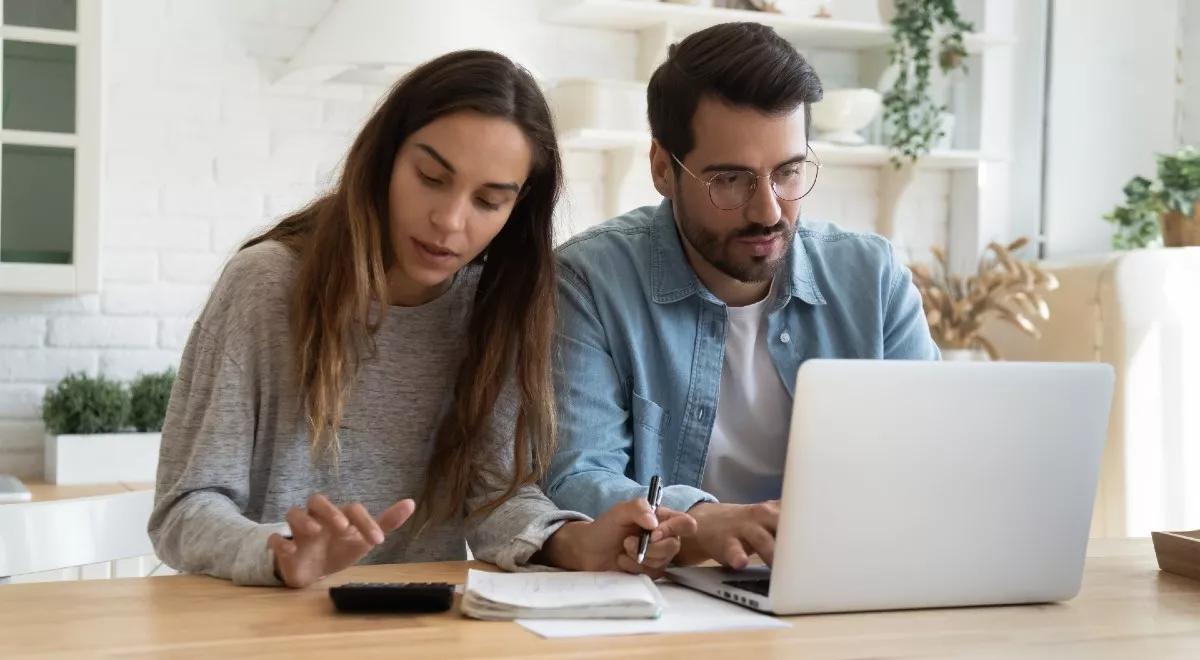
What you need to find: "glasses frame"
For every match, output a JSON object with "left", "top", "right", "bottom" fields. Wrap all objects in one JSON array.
[{"left": 670, "top": 145, "right": 823, "bottom": 211}]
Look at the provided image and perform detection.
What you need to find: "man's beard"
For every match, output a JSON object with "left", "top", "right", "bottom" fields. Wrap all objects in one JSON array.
[{"left": 675, "top": 193, "right": 796, "bottom": 284}]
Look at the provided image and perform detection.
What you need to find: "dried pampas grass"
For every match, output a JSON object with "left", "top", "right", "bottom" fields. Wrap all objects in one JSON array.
[{"left": 910, "top": 237, "right": 1059, "bottom": 359}]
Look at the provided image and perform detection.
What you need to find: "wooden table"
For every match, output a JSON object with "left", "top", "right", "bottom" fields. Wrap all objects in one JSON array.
[
  {"left": 18, "top": 480, "right": 154, "bottom": 503},
  {"left": 1, "top": 539, "right": 1197, "bottom": 659}
]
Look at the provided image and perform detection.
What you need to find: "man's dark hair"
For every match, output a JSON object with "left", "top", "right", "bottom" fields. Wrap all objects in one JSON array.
[{"left": 647, "top": 22, "right": 823, "bottom": 167}]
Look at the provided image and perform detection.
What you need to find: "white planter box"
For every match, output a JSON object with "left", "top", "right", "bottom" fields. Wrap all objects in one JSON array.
[
  {"left": 549, "top": 78, "right": 649, "bottom": 135},
  {"left": 44, "top": 433, "right": 162, "bottom": 485}
]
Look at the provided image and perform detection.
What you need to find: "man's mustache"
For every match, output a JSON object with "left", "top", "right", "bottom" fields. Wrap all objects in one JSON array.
[{"left": 731, "top": 222, "right": 787, "bottom": 239}]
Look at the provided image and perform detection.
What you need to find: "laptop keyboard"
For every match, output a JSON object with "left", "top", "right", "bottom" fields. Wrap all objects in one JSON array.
[{"left": 723, "top": 578, "right": 770, "bottom": 596}]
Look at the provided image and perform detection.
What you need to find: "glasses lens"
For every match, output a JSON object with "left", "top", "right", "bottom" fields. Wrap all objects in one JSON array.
[
  {"left": 708, "top": 171, "right": 756, "bottom": 210},
  {"left": 771, "top": 160, "right": 818, "bottom": 201}
]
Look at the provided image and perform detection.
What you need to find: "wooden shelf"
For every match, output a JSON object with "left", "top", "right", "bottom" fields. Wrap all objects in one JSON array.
[
  {"left": 558, "top": 129, "right": 1000, "bottom": 170},
  {"left": 543, "top": 0, "right": 1013, "bottom": 53}
]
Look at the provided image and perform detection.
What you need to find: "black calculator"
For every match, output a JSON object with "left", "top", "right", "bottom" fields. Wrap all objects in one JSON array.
[{"left": 328, "top": 582, "right": 455, "bottom": 613}]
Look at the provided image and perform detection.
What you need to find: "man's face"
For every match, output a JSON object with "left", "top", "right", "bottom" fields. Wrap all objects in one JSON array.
[{"left": 665, "top": 97, "right": 811, "bottom": 284}]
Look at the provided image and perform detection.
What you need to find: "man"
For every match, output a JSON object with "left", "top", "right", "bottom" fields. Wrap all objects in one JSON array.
[{"left": 545, "top": 22, "right": 939, "bottom": 570}]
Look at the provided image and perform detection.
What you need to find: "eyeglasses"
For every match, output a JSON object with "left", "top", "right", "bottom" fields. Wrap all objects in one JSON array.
[{"left": 670, "top": 147, "right": 822, "bottom": 211}]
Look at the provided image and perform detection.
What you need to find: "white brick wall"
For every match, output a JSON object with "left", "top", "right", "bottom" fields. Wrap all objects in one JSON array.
[
  {"left": 0, "top": 384, "right": 45, "bottom": 419},
  {"left": 0, "top": 0, "right": 950, "bottom": 477},
  {"left": 0, "top": 317, "right": 46, "bottom": 347},
  {"left": 48, "top": 317, "right": 158, "bottom": 348}
]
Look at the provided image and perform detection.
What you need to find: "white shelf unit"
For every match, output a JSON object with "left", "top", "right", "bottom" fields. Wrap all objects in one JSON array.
[
  {"left": 543, "top": 0, "right": 1013, "bottom": 52},
  {"left": 559, "top": 129, "right": 998, "bottom": 170},
  {"left": 544, "top": 0, "right": 1018, "bottom": 273}
]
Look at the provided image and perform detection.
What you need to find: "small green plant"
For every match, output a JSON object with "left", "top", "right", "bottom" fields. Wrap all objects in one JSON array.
[
  {"left": 882, "top": 0, "right": 974, "bottom": 167},
  {"left": 1104, "top": 146, "right": 1200, "bottom": 249},
  {"left": 42, "top": 372, "right": 130, "bottom": 435},
  {"left": 129, "top": 368, "right": 176, "bottom": 432}
]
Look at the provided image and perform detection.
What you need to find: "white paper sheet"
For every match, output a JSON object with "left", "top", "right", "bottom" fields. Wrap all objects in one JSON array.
[
  {"left": 466, "top": 569, "right": 661, "bottom": 609},
  {"left": 462, "top": 569, "right": 664, "bottom": 619},
  {"left": 516, "top": 584, "right": 791, "bottom": 639}
]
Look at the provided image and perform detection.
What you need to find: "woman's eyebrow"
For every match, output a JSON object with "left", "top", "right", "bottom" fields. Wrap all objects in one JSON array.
[{"left": 417, "top": 143, "right": 520, "bottom": 192}]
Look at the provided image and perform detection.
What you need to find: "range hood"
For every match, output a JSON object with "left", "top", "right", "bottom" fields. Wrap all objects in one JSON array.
[{"left": 280, "top": 0, "right": 543, "bottom": 85}]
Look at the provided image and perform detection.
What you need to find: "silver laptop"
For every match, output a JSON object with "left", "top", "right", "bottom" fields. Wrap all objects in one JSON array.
[{"left": 667, "top": 359, "right": 1114, "bottom": 615}]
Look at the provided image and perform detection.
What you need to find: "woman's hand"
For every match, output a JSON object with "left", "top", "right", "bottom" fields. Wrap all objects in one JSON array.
[
  {"left": 267, "top": 493, "right": 416, "bottom": 588},
  {"left": 537, "top": 499, "right": 698, "bottom": 578}
]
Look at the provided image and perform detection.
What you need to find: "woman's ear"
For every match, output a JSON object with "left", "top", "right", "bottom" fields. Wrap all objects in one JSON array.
[{"left": 649, "top": 140, "right": 675, "bottom": 200}]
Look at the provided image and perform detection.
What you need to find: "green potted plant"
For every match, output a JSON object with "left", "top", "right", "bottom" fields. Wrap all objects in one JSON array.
[
  {"left": 42, "top": 371, "right": 165, "bottom": 485},
  {"left": 880, "top": 0, "right": 974, "bottom": 167},
  {"left": 129, "top": 368, "right": 176, "bottom": 433},
  {"left": 1104, "top": 146, "right": 1200, "bottom": 249}
]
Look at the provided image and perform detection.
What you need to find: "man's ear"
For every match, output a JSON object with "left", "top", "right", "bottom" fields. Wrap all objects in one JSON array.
[{"left": 649, "top": 140, "right": 675, "bottom": 200}]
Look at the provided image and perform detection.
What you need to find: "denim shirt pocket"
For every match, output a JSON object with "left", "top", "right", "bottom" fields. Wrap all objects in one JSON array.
[{"left": 631, "top": 391, "right": 669, "bottom": 437}]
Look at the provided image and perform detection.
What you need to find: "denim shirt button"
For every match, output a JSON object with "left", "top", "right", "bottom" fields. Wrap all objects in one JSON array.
[{"left": 780, "top": 331, "right": 791, "bottom": 344}]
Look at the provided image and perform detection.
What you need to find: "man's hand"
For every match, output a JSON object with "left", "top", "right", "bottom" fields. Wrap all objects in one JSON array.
[
  {"left": 267, "top": 493, "right": 416, "bottom": 588},
  {"left": 676, "top": 500, "right": 779, "bottom": 569},
  {"left": 537, "top": 499, "right": 697, "bottom": 577}
]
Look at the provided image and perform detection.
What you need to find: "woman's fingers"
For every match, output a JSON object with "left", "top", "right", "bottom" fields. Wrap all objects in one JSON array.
[
  {"left": 343, "top": 502, "right": 384, "bottom": 545},
  {"left": 306, "top": 493, "right": 353, "bottom": 538},
  {"left": 285, "top": 506, "right": 322, "bottom": 539},
  {"left": 267, "top": 532, "right": 297, "bottom": 560},
  {"left": 376, "top": 498, "right": 417, "bottom": 533},
  {"left": 267, "top": 533, "right": 301, "bottom": 588}
]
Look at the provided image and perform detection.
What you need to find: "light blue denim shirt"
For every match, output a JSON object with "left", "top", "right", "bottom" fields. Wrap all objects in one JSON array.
[{"left": 545, "top": 200, "right": 939, "bottom": 518}]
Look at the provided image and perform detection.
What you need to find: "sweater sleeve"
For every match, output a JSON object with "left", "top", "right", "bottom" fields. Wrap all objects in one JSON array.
[
  {"left": 463, "top": 380, "right": 590, "bottom": 572},
  {"left": 147, "top": 294, "right": 287, "bottom": 586}
]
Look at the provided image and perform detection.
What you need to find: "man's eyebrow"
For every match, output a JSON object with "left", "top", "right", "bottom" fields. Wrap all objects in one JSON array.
[{"left": 700, "top": 154, "right": 809, "bottom": 174}]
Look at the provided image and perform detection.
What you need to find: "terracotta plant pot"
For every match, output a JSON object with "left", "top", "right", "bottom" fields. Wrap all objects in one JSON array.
[{"left": 1161, "top": 202, "right": 1200, "bottom": 247}]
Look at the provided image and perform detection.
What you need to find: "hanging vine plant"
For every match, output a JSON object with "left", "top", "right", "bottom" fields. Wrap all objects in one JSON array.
[{"left": 882, "top": 0, "right": 974, "bottom": 167}]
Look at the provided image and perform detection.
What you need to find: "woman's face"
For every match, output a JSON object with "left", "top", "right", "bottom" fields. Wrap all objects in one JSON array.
[{"left": 387, "top": 110, "right": 533, "bottom": 303}]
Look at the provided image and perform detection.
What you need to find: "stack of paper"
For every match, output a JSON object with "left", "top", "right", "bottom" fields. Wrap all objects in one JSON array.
[{"left": 460, "top": 569, "right": 665, "bottom": 620}]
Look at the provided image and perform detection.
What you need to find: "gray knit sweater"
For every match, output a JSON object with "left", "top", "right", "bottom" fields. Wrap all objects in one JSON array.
[{"left": 148, "top": 240, "right": 586, "bottom": 585}]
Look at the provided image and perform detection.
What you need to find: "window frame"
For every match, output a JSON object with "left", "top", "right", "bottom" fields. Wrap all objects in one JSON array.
[{"left": 0, "top": 0, "right": 101, "bottom": 295}]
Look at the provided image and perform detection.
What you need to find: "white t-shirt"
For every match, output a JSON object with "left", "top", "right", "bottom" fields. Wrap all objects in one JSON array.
[{"left": 700, "top": 294, "right": 791, "bottom": 504}]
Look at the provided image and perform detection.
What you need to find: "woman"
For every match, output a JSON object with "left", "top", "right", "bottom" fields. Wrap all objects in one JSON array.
[{"left": 148, "top": 50, "right": 694, "bottom": 587}]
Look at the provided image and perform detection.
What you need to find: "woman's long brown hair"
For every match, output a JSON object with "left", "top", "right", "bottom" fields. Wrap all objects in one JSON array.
[{"left": 242, "top": 50, "right": 562, "bottom": 524}]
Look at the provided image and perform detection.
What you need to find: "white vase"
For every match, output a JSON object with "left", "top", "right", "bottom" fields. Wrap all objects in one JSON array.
[
  {"left": 811, "top": 88, "right": 882, "bottom": 145},
  {"left": 940, "top": 348, "right": 990, "bottom": 362},
  {"left": 44, "top": 432, "right": 162, "bottom": 485},
  {"left": 549, "top": 78, "right": 649, "bottom": 134}
]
